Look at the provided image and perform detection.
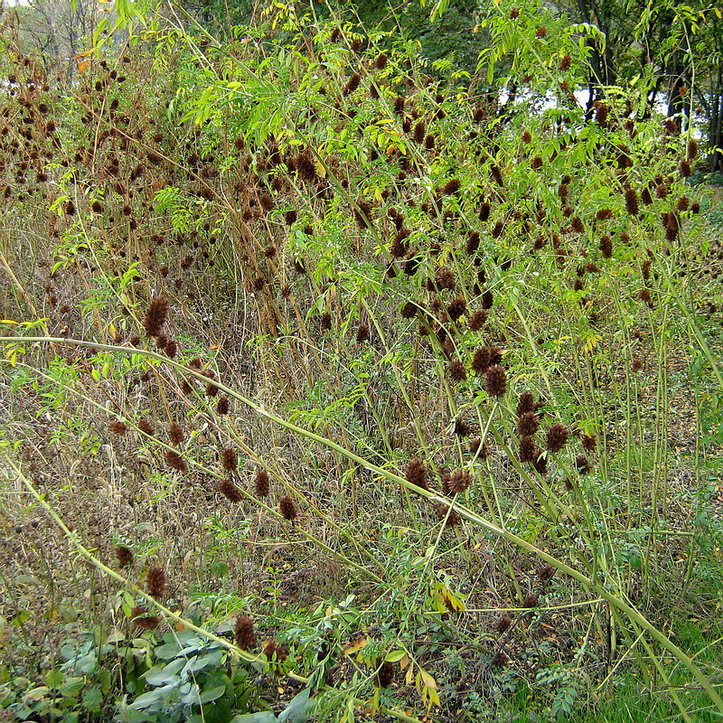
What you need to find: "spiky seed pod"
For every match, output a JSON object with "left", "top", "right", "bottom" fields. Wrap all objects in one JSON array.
[
  {"left": 466, "top": 232, "right": 480, "bottom": 255},
  {"left": 434, "top": 266, "right": 456, "bottom": 291},
  {"left": 143, "top": 296, "right": 169, "bottom": 338},
  {"left": 216, "top": 396, "right": 230, "bottom": 415},
  {"left": 599, "top": 235, "right": 612, "bottom": 258},
  {"left": 509, "top": 7, "right": 519, "bottom": 18},
  {"left": 413, "top": 121, "right": 425, "bottom": 144},
  {"left": 576, "top": 455, "right": 591, "bottom": 474},
  {"left": 639, "top": 288, "right": 653, "bottom": 307},
  {"left": 485, "top": 365, "right": 507, "bottom": 397},
  {"left": 166, "top": 450, "right": 187, "bottom": 473},
  {"left": 522, "top": 130, "right": 532, "bottom": 143},
  {"left": 472, "top": 346, "right": 502, "bottom": 375},
  {"left": 447, "top": 296, "right": 467, "bottom": 321},
  {"left": 436, "top": 504, "right": 461, "bottom": 527},
  {"left": 131, "top": 606, "right": 160, "bottom": 630},
  {"left": 625, "top": 187, "right": 639, "bottom": 216},
  {"left": 109, "top": 420, "right": 128, "bottom": 435},
  {"left": 546, "top": 423, "right": 569, "bottom": 453},
  {"left": 580, "top": 433, "right": 597, "bottom": 452},
  {"left": 490, "top": 164, "right": 504, "bottom": 186},
  {"left": 495, "top": 614, "right": 513, "bottom": 633},
  {"left": 530, "top": 156, "right": 543, "bottom": 170},
  {"left": 453, "top": 419, "right": 471, "bottom": 437},
  {"left": 468, "top": 310, "right": 488, "bottom": 331},
  {"left": 570, "top": 216, "right": 584, "bottom": 233},
  {"left": 447, "top": 469, "right": 472, "bottom": 494},
  {"left": 560, "top": 54, "right": 571, "bottom": 71},
  {"left": 255, "top": 469, "right": 270, "bottom": 497},
  {"left": 491, "top": 651, "right": 508, "bottom": 666},
  {"left": 442, "top": 178, "right": 461, "bottom": 196},
  {"left": 343, "top": 73, "right": 361, "bottom": 96},
  {"left": 219, "top": 479, "right": 243, "bottom": 503},
  {"left": 374, "top": 52, "right": 388, "bottom": 70},
  {"left": 522, "top": 593, "right": 538, "bottom": 608},
  {"left": 641, "top": 187, "right": 653, "bottom": 205},
  {"left": 448, "top": 360, "right": 467, "bottom": 383},
  {"left": 405, "top": 458, "right": 428, "bottom": 491},
  {"left": 691, "top": 201, "right": 700, "bottom": 213},
  {"left": 356, "top": 323, "right": 370, "bottom": 343},
  {"left": 491, "top": 221, "right": 505, "bottom": 238},
  {"left": 393, "top": 96, "right": 405, "bottom": 115},
  {"left": 164, "top": 339, "right": 178, "bottom": 358},
  {"left": 377, "top": 661, "right": 394, "bottom": 687},
  {"left": 687, "top": 138, "right": 698, "bottom": 160},
  {"left": 596, "top": 209, "right": 613, "bottom": 221},
  {"left": 169, "top": 422, "right": 184, "bottom": 446},
  {"left": 115, "top": 545, "right": 134, "bottom": 567},
  {"left": 146, "top": 566, "right": 166, "bottom": 600},
  {"left": 677, "top": 196, "right": 689, "bottom": 211},
  {"left": 138, "top": 418, "right": 154, "bottom": 435},
  {"left": 535, "top": 26, "right": 548, "bottom": 37},
  {"left": 481, "top": 289, "right": 494, "bottom": 309},
  {"left": 479, "top": 201, "right": 491, "bottom": 222},
  {"left": 262, "top": 639, "right": 287, "bottom": 661},
  {"left": 516, "top": 412, "right": 540, "bottom": 437},
  {"left": 679, "top": 160, "right": 692, "bottom": 178},
  {"left": 234, "top": 615, "right": 256, "bottom": 649},
  {"left": 221, "top": 448, "right": 237, "bottom": 473},
  {"left": 279, "top": 496, "right": 297, "bottom": 522},
  {"left": 538, "top": 564, "right": 556, "bottom": 582},
  {"left": 400, "top": 302, "right": 417, "bottom": 319},
  {"left": 469, "top": 437, "right": 488, "bottom": 459},
  {"left": 519, "top": 436, "right": 537, "bottom": 463}
]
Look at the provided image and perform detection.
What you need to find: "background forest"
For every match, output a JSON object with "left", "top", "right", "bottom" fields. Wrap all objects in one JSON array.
[{"left": 0, "top": 0, "right": 721, "bottom": 721}]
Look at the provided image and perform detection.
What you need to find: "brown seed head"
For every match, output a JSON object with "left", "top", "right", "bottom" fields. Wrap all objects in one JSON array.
[
  {"left": 115, "top": 545, "right": 134, "bottom": 567},
  {"left": 219, "top": 478, "right": 243, "bottom": 503},
  {"left": 485, "top": 365, "right": 507, "bottom": 397},
  {"left": 221, "top": 448, "right": 237, "bottom": 473},
  {"left": 169, "top": 422, "right": 184, "bottom": 446},
  {"left": 279, "top": 496, "right": 298, "bottom": 521},
  {"left": 546, "top": 423, "right": 569, "bottom": 453},
  {"left": 146, "top": 566, "right": 166, "bottom": 600},
  {"left": 447, "top": 469, "right": 472, "bottom": 494},
  {"left": 255, "top": 469, "right": 270, "bottom": 497},
  {"left": 166, "top": 449, "right": 187, "bottom": 473},
  {"left": 143, "top": 296, "right": 169, "bottom": 338},
  {"left": 234, "top": 615, "right": 256, "bottom": 650},
  {"left": 516, "top": 412, "right": 540, "bottom": 437},
  {"left": 405, "top": 458, "right": 428, "bottom": 491}
]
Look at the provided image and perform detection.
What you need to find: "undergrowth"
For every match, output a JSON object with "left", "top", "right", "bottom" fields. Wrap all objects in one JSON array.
[{"left": 0, "top": 1, "right": 721, "bottom": 721}]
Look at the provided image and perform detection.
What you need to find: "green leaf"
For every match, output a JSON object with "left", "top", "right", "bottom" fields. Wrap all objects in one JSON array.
[
  {"left": 143, "top": 658, "right": 185, "bottom": 686},
  {"left": 199, "top": 684, "right": 227, "bottom": 703},
  {"left": 278, "top": 688, "right": 314, "bottom": 723},
  {"left": 230, "top": 714, "right": 277, "bottom": 723},
  {"left": 59, "top": 677, "right": 84, "bottom": 698}
]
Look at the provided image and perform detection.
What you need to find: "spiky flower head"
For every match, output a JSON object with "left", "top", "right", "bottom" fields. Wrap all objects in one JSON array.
[
  {"left": 279, "top": 496, "right": 298, "bottom": 522},
  {"left": 146, "top": 566, "right": 166, "bottom": 600},
  {"left": 516, "top": 412, "right": 540, "bottom": 437},
  {"left": 221, "top": 448, "right": 237, "bottom": 473},
  {"left": 220, "top": 479, "right": 243, "bottom": 503},
  {"left": 485, "top": 365, "right": 507, "bottom": 397},
  {"left": 446, "top": 469, "right": 472, "bottom": 494},
  {"left": 546, "top": 423, "right": 569, "bottom": 453},
  {"left": 115, "top": 545, "right": 134, "bottom": 568},
  {"left": 234, "top": 615, "right": 256, "bottom": 650},
  {"left": 143, "top": 296, "right": 169, "bottom": 338}
]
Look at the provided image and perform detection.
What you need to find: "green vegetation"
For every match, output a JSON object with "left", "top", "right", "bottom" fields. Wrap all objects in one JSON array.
[{"left": 0, "top": 0, "right": 721, "bottom": 721}]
